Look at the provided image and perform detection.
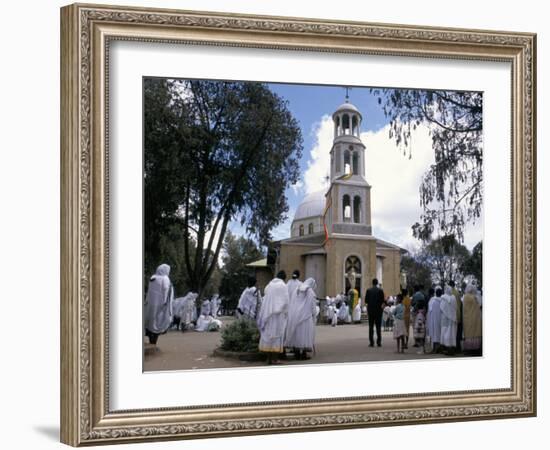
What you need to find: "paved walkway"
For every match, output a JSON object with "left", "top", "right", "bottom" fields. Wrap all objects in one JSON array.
[{"left": 144, "top": 316, "right": 464, "bottom": 372}]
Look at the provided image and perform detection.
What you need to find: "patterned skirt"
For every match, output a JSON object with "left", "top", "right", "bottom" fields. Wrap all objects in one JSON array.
[{"left": 393, "top": 318, "right": 406, "bottom": 339}]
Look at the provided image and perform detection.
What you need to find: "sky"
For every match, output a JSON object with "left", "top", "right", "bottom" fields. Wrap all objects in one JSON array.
[{"left": 226, "top": 82, "right": 483, "bottom": 252}]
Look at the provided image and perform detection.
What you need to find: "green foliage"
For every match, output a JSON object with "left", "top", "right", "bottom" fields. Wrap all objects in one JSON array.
[
  {"left": 370, "top": 88, "right": 483, "bottom": 243},
  {"left": 403, "top": 236, "right": 482, "bottom": 289},
  {"left": 461, "top": 240, "right": 483, "bottom": 287},
  {"left": 423, "top": 234, "right": 471, "bottom": 286},
  {"left": 220, "top": 319, "right": 260, "bottom": 352},
  {"left": 218, "top": 231, "right": 263, "bottom": 311},
  {"left": 144, "top": 78, "right": 303, "bottom": 297},
  {"left": 401, "top": 253, "right": 432, "bottom": 292}
]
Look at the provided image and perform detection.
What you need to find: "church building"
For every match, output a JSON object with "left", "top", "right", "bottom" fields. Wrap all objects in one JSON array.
[{"left": 251, "top": 98, "right": 406, "bottom": 301}]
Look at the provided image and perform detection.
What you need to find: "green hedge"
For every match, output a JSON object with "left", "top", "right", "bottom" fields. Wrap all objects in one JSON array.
[{"left": 220, "top": 319, "right": 260, "bottom": 352}]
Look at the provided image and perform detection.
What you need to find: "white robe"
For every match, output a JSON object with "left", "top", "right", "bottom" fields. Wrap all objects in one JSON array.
[
  {"left": 440, "top": 292, "right": 458, "bottom": 347},
  {"left": 257, "top": 278, "right": 289, "bottom": 353},
  {"left": 144, "top": 264, "right": 173, "bottom": 334},
  {"left": 237, "top": 287, "right": 261, "bottom": 320},
  {"left": 210, "top": 295, "right": 220, "bottom": 317},
  {"left": 284, "top": 279, "right": 317, "bottom": 350},
  {"left": 426, "top": 296, "right": 442, "bottom": 344},
  {"left": 182, "top": 293, "right": 198, "bottom": 326},
  {"left": 200, "top": 299, "right": 211, "bottom": 316},
  {"left": 287, "top": 278, "right": 302, "bottom": 305},
  {"left": 352, "top": 304, "right": 362, "bottom": 322}
]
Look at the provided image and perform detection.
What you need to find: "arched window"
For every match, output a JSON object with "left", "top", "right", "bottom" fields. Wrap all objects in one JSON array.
[
  {"left": 352, "top": 115, "right": 359, "bottom": 136},
  {"left": 308, "top": 223, "right": 314, "bottom": 234},
  {"left": 299, "top": 224, "right": 304, "bottom": 236},
  {"left": 343, "top": 195, "right": 351, "bottom": 222},
  {"left": 343, "top": 150, "right": 351, "bottom": 175},
  {"left": 353, "top": 196, "right": 362, "bottom": 223},
  {"left": 342, "top": 114, "right": 350, "bottom": 135},
  {"left": 352, "top": 152, "right": 359, "bottom": 175},
  {"left": 335, "top": 116, "right": 341, "bottom": 137}
]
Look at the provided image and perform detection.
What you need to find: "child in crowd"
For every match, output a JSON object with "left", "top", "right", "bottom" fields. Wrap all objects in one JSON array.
[
  {"left": 414, "top": 306, "right": 427, "bottom": 354},
  {"left": 392, "top": 295, "right": 406, "bottom": 353}
]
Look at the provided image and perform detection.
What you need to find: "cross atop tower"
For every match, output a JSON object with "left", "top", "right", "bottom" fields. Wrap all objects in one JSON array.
[{"left": 344, "top": 86, "right": 351, "bottom": 102}]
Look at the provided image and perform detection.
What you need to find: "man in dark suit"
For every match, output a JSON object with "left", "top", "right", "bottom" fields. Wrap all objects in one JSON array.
[{"left": 365, "top": 278, "right": 385, "bottom": 347}]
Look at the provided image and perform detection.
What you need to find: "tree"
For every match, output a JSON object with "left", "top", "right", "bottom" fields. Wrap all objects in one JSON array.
[
  {"left": 370, "top": 89, "right": 482, "bottom": 242},
  {"left": 400, "top": 252, "right": 433, "bottom": 292},
  {"left": 423, "top": 234, "right": 470, "bottom": 286},
  {"left": 218, "top": 231, "right": 263, "bottom": 311},
  {"left": 461, "top": 240, "right": 483, "bottom": 287},
  {"left": 144, "top": 79, "right": 303, "bottom": 297}
]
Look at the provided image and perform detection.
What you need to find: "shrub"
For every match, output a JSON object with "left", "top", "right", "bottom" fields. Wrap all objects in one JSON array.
[{"left": 220, "top": 319, "right": 260, "bottom": 352}]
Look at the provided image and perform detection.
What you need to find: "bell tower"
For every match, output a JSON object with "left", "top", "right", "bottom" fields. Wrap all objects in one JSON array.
[{"left": 326, "top": 95, "right": 372, "bottom": 236}]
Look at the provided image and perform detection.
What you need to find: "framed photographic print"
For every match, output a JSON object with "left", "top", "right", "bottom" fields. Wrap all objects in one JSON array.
[{"left": 60, "top": 3, "right": 537, "bottom": 446}]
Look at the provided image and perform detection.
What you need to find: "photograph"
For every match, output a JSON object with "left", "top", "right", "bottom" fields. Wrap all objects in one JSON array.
[{"left": 142, "top": 78, "right": 484, "bottom": 371}]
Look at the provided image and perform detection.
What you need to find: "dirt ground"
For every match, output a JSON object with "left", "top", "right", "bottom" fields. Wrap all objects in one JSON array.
[{"left": 143, "top": 316, "right": 468, "bottom": 372}]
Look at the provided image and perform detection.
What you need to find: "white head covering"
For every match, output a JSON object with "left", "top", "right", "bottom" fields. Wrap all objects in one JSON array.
[
  {"left": 144, "top": 264, "right": 173, "bottom": 334},
  {"left": 298, "top": 277, "right": 317, "bottom": 293},
  {"left": 465, "top": 284, "right": 477, "bottom": 295},
  {"left": 152, "top": 263, "right": 170, "bottom": 279}
]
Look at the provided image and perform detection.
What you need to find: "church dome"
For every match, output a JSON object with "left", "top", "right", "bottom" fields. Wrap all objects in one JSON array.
[
  {"left": 293, "top": 190, "right": 326, "bottom": 222},
  {"left": 333, "top": 101, "right": 361, "bottom": 117}
]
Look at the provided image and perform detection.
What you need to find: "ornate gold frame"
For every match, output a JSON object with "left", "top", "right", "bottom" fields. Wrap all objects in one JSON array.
[{"left": 60, "top": 3, "right": 536, "bottom": 446}]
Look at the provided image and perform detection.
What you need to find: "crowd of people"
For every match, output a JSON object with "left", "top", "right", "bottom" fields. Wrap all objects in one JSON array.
[
  {"left": 372, "top": 281, "right": 483, "bottom": 356},
  {"left": 144, "top": 263, "right": 483, "bottom": 363}
]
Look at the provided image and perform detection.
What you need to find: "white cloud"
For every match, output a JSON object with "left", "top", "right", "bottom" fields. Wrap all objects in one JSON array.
[
  {"left": 301, "top": 119, "right": 483, "bottom": 250},
  {"left": 290, "top": 180, "right": 304, "bottom": 195},
  {"left": 303, "top": 115, "right": 333, "bottom": 195},
  {"left": 364, "top": 124, "right": 434, "bottom": 248}
]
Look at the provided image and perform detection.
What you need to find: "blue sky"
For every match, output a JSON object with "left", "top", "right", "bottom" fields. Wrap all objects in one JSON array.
[{"left": 226, "top": 82, "right": 483, "bottom": 251}]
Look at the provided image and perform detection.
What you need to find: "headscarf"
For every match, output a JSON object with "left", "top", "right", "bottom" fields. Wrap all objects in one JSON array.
[
  {"left": 257, "top": 277, "right": 289, "bottom": 330},
  {"left": 440, "top": 285, "right": 457, "bottom": 322},
  {"left": 144, "top": 264, "right": 173, "bottom": 334}
]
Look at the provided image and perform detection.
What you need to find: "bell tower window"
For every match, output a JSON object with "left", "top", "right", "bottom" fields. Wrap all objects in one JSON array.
[
  {"left": 344, "top": 150, "right": 351, "bottom": 175},
  {"left": 342, "top": 114, "right": 350, "bottom": 135},
  {"left": 343, "top": 195, "right": 351, "bottom": 222},
  {"left": 353, "top": 196, "right": 362, "bottom": 223},
  {"left": 352, "top": 151, "right": 359, "bottom": 175},
  {"left": 299, "top": 224, "right": 304, "bottom": 236}
]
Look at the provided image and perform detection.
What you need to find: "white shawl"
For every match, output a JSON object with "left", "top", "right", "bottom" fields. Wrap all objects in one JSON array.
[{"left": 144, "top": 264, "right": 173, "bottom": 334}]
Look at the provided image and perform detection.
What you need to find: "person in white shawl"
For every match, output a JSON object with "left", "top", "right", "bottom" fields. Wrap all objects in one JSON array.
[
  {"left": 287, "top": 270, "right": 302, "bottom": 304},
  {"left": 172, "top": 291, "right": 197, "bottom": 331},
  {"left": 426, "top": 287, "right": 443, "bottom": 353},
  {"left": 144, "top": 264, "right": 173, "bottom": 345},
  {"left": 210, "top": 294, "right": 221, "bottom": 317},
  {"left": 336, "top": 294, "right": 350, "bottom": 324},
  {"left": 196, "top": 298, "right": 214, "bottom": 332},
  {"left": 237, "top": 277, "right": 262, "bottom": 320},
  {"left": 285, "top": 278, "right": 318, "bottom": 360},
  {"left": 257, "top": 271, "right": 289, "bottom": 364},
  {"left": 440, "top": 285, "right": 458, "bottom": 354},
  {"left": 182, "top": 292, "right": 198, "bottom": 329}
]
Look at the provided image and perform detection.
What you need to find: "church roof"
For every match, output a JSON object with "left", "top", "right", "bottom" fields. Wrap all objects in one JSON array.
[
  {"left": 333, "top": 101, "right": 361, "bottom": 117},
  {"left": 293, "top": 190, "right": 326, "bottom": 222}
]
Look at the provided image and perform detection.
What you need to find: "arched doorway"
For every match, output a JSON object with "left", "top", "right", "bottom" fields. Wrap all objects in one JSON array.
[{"left": 344, "top": 255, "right": 362, "bottom": 297}]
